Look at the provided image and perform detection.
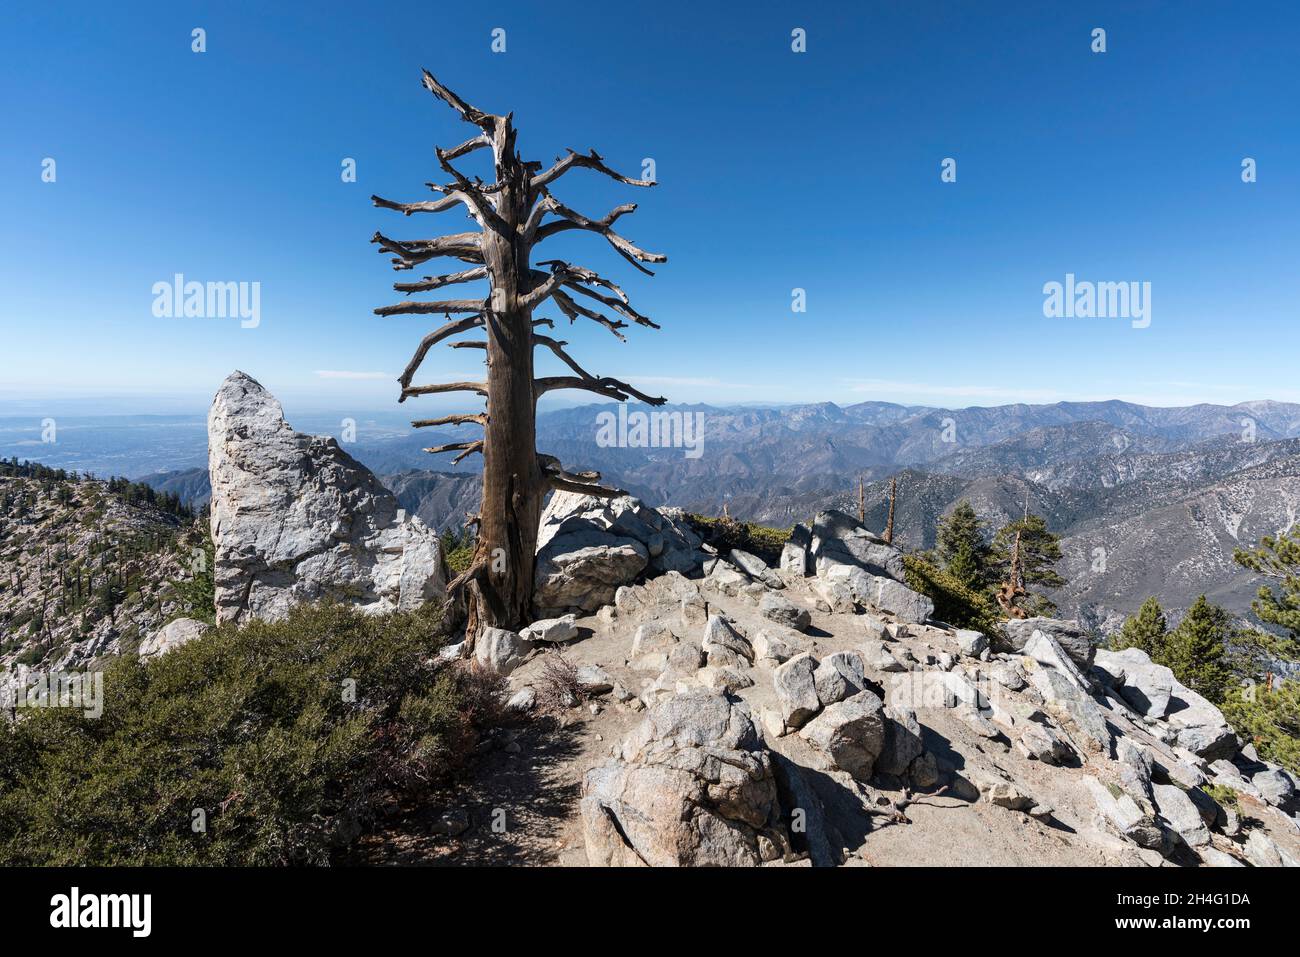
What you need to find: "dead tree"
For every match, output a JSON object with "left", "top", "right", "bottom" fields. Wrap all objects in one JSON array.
[
  {"left": 371, "top": 70, "right": 667, "bottom": 643},
  {"left": 995, "top": 526, "right": 1028, "bottom": 619},
  {"left": 996, "top": 492, "right": 1031, "bottom": 619},
  {"left": 883, "top": 475, "right": 896, "bottom": 545}
]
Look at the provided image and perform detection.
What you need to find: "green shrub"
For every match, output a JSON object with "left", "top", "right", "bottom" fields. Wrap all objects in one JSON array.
[
  {"left": 168, "top": 528, "right": 216, "bottom": 625},
  {"left": 1221, "top": 679, "right": 1300, "bottom": 777},
  {"left": 0, "top": 602, "right": 502, "bottom": 865},
  {"left": 1200, "top": 783, "right": 1240, "bottom": 809},
  {"left": 445, "top": 544, "right": 475, "bottom": 576},
  {"left": 440, "top": 527, "right": 476, "bottom": 576},
  {"left": 903, "top": 554, "right": 1002, "bottom": 636},
  {"left": 686, "top": 513, "right": 790, "bottom": 564}
]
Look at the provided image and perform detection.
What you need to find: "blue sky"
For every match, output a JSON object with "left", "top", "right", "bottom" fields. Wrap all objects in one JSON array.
[{"left": 2, "top": 0, "right": 1298, "bottom": 414}]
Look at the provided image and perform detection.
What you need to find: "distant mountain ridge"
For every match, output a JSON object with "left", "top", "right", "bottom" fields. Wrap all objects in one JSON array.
[{"left": 126, "top": 396, "right": 1300, "bottom": 633}]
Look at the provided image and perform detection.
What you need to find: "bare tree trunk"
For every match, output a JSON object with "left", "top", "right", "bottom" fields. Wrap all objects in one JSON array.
[
  {"left": 372, "top": 70, "right": 668, "bottom": 645},
  {"left": 883, "top": 475, "right": 896, "bottom": 545},
  {"left": 469, "top": 304, "right": 545, "bottom": 632}
]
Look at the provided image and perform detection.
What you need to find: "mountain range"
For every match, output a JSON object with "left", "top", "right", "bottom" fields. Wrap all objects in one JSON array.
[{"left": 82, "top": 396, "right": 1300, "bottom": 633}]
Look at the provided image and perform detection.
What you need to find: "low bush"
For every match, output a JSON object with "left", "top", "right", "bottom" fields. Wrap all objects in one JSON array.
[
  {"left": 0, "top": 601, "right": 502, "bottom": 865},
  {"left": 903, "top": 554, "right": 1002, "bottom": 636},
  {"left": 686, "top": 513, "right": 790, "bottom": 564}
]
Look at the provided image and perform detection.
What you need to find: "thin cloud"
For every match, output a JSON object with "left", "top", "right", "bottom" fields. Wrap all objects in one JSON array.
[{"left": 622, "top": 375, "right": 756, "bottom": 389}]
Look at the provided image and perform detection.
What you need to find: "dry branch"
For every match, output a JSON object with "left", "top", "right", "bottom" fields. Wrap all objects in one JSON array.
[
  {"left": 535, "top": 375, "right": 666, "bottom": 406},
  {"left": 411, "top": 413, "right": 488, "bottom": 428},
  {"left": 401, "top": 381, "right": 488, "bottom": 401},
  {"left": 398, "top": 314, "right": 484, "bottom": 391},
  {"left": 531, "top": 149, "right": 656, "bottom": 191},
  {"left": 393, "top": 267, "right": 488, "bottom": 293},
  {"left": 374, "top": 298, "right": 486, "bottom": 318}
]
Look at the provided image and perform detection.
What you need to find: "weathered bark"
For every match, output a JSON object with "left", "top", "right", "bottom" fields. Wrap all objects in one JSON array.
[
  {"left": 470, "top": 115, "right": 545, "bottom": 634},
  {"left": 883, "top": 475, "right": 896, "bottom": 545},
  {"left": 371, "top": 69, "right": 667, "bottom": 645}
]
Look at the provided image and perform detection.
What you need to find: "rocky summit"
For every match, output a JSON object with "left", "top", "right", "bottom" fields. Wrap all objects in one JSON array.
[
  {"left": 207, "top": 372, "right": 446, "bottom": 624},
  {"left": 455, "top": 505, "right": 1300, "bottom": 868}
]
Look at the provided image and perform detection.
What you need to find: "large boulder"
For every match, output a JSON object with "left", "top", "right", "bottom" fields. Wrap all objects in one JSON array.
[
  {"left": 138, "top": 617, "right": 211, "bottom": 658},
  {"left": 1022, "top": 645, "right": 1111, "bottom": 754},
  {"left": 729, "top": 549, "right": 782, "bottom": 589},
  {"left": 535, "top": 527, "right": 649, "bottom": 615},
  {"left": 580, "top": 691, "right": 790, "bottom": 866},
  {"left": 999, "top": 618, "right": 1094, "bottom": 669},
  {"left": 1243, "top": 831, "right": 1299, "bottom": 868},
  {"left": 1163, "top": 677, "right": 1237, "bottom": 761},
  {"left": 208, "top": 372, "right": 446, "bottom": 624},
  {"left": 534, "top": 492, "right": 703, "bottom": 615},
  {"left": 1152, "top": 784, "right": 1210, "bottom": 848},
  {"left": 474, "top": 627, "right": 532, "bottom": 675},
  {"left": 773, "top": 653, "right": 820, "bottom": 729},
  {"left": 701, "top": 614, "right": 755, "bottom": 666},
  {"left": 1084, "top": 777, "right": 1165, "bottom": 850},
  {"left": 798, "top": 691, "right": 886, "bottom": 781},
  {"left": 1253, "top": 768, "right": 1295, "bottom": 807},
  {"left": 1023, "top": 630, "right": 1091, "bottom": 692},
  {"left": 779, "top": 523, "right": 812, "bottom": 576},
  {"left": 877, "top": 705, "right": 925, "bottom": 776},
  {"left": 868, "top": 576, "right": 934, "bottom": 624},
  {"left": 1092, "top": 648, "right": 1174, "bottom": 719},
  {"left": 759, "top": 592, "right": 811, "bottom": 631},
  {"left": 810, "top": 510, "right": 906, "bottom": 582},
  {"left": 813, "top": 651, "right": 867, "bottom": 707},
  {"left": 954, "top": 629, "right": 989, "bottom": 657}
]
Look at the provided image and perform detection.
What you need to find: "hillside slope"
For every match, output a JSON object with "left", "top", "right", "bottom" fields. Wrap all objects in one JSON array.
[{"left": 0, "top": 461, "right": 206, "bottom": 669}]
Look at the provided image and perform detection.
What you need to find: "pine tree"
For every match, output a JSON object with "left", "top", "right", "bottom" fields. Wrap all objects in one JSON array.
[
  {"left": 935, "top": 500, "right": 990, "bottom": 591},
  {"left": 1165, "top": 595, "right": 1232, "bottom": 704},
  {"left": 1234, "top": 527, "right": 1300, "bottom": 638},
  {"left": 989, "top": 513, "right": 1065, "bottom": 615},
  {"left": 1222, "top": 679, "right": 1300, "bottom": 776},
  {"left": 1111, "top": 597, "right": 1168, "bottom": 657}
]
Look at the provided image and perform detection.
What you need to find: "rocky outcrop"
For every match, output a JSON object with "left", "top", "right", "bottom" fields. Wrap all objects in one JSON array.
[
  {"left": 799, "top": 511, "right": 932, "bottom": 624},
  {"left": 138, "top": 617, "right": 211, "bottom": 658},
  {"left": 1020, "top": 631, "right": 1112, "bottom": 754},
  {"left": 208, "top": 372, "right": 446, "bottom": 624},
  {"left": 810, "top": 509, "right": 905, "bottom": 581},
  {"left": 999, "top": 617, "right": 1095, "bottom": 669},
  {"left": 534, "top": 492, "right": 705, "bottom": 616},
  {"left": 868, "top": 576, "right": 934, "bottom": 624},
  {"left": 580, "top": 691, "right": 791, "bottom": 866},
  {"left": 1093, "top": 648, "right": 1174, "bottom": 719},
  {"left": 1162, "top": 677, "right": 1238, "bottom": 761}
]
